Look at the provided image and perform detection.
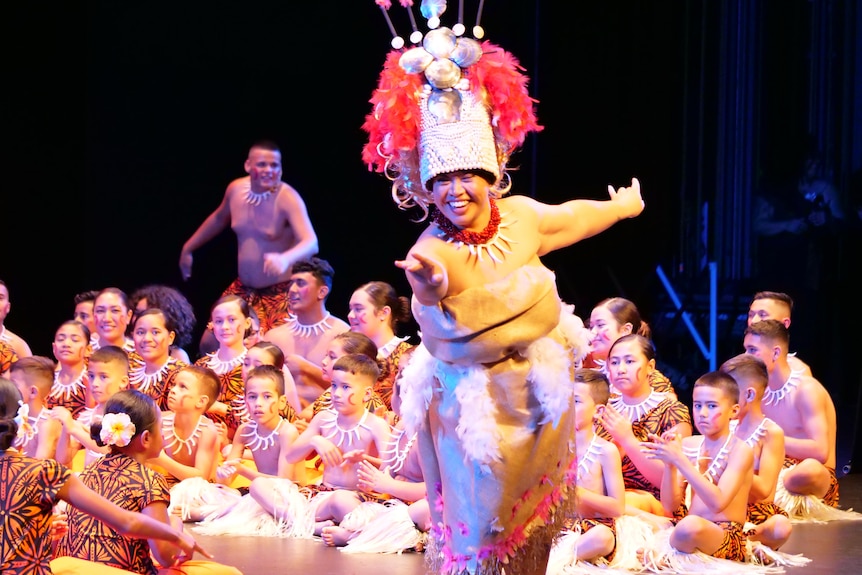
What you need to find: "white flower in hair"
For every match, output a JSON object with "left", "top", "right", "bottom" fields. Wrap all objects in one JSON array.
[{"left": 100, "top": 412, "right": 136, "bottom": 447}]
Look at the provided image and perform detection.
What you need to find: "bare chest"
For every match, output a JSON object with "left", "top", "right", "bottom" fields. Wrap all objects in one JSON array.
[{"left": 230, "top": 197, "right": 291, "bottom": 241}]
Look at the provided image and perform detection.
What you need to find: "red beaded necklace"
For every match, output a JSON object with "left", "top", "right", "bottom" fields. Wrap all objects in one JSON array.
[{"left": 432, "top": 198, "right": 501, "bottom": 245}]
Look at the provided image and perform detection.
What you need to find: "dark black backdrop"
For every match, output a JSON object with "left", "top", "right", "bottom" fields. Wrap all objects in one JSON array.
[{"left": 6, "top": 1, "right": 685, "bottom": 357}]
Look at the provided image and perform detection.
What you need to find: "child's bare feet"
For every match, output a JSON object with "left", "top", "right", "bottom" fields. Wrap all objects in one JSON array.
[
  {"left": 321, "top": 525, "right": 353, "bottom": 547},
  {"left": 314, "top": 519, "right": 334, "bottom": 536}
]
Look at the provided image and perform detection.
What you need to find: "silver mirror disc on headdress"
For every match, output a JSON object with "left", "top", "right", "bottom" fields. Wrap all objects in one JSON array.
[
  {"left": 450, "top": 38, "right": 483, "bottom": 68},
  {"left": 425, "top": 59, "right": 461, "bottom": 89},
  {"left": 423, "top": 27, "right": 457, "bottom": 59},
  {"left": 400, "top": 47, "right": 435, "bottom": 74},
  {"left": 426, "top": 90, "right": 462, "bottom": 124}
]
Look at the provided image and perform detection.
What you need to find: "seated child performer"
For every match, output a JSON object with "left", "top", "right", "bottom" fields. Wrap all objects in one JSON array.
[
  {"left": 53, "top": 389, "right": 241, "bottom": 575},
  {"left": 640, "top": 371, "right": 754, "bottom": 564},
  {"left": 48, "top": 319, "right": 93, "bottom": 418},
  {"left": 218, "top": 364, "right": 306, "bottom": 486},
  {"left": 52, "top": 345, "right": 130, "bottom": 469},
  {"left": 191, "top": 365, "right": 308, "bottom": 537},
  {"left": 719, "top": 353, "right": 793, "bottom": 551},
  {"left": 230, "top": 340, "right": 301, "bottom": 432},
  {"left": 0, "top": 377, "right": 213, "bottom": 575},
  {"left": 594, "top": 334, "right": 692, "bottom": 518},
  {"left": 148, "top": 365, "right": 221, "bottom": 488},
  {"left": 550, "top": 368, "right": 625, "bottom": 567},
  {"left": 128, "top": 308, "right": 188, "bottom": 410},
  {"left": 302, "top": 331, "right": 387, "bottom": 424},
  {"left": 265, "top": 354, "right": 392, "bottom": 536},
  {"left": 324, "top": 347, "right": 428, "bottom": 551},
  {"left": 10, "top": 356, "right": 63, "bottom": 460},
  {"left": 195, "top": 295, "right": 251, "bottom": 443}
]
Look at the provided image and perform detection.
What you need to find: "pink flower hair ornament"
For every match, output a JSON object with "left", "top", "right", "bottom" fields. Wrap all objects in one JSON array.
[{"left": 100, "top": 412, "right": 136, "bottom": 447}]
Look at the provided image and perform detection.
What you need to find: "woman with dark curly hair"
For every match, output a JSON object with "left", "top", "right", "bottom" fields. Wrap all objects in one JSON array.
[{"left": 130, "top": 284, "right": 197, "bottom": 364}]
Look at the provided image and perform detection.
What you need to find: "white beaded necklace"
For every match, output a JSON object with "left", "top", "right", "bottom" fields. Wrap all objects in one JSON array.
[
  {"left": 240, "top": 419, "right": 283, "bottom": 451},
  {"left": 242, "top": 183, "right": 274, "bottom": 206},
  {"left": 285, "top": 313, "right": 334, "bottom": 337},
  {"left": 204, "top": 349, "right": 247, "bottom": 375},
  {"left": 762, "top": 369, "right": 803, "bottom": 407},
  {"left": 162, "top": 412, "right": 204, "bottom": 456},
  {"left": 50, "top": 367, "right": 87, "bottom": 402},
  {"left": 609, "top": 390, "right": 668, "bottom": 422},
  {"left": 129, "top": 358, "right": 171, "bottom": 395}
]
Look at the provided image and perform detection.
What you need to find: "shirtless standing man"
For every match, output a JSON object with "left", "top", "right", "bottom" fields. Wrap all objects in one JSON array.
[
  {"left": 261, "top": 257, "right": 349, "bottom": 409},
  {"left": 179, "top": 140, "right": 319, "bottom": 354}
]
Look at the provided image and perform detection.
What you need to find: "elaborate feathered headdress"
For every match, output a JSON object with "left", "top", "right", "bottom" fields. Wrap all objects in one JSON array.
[{"left": 361, "top": 0, "right": 543, "bottom": 220}]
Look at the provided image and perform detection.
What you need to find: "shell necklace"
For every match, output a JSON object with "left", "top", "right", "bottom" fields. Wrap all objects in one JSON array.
[
  {"left": 698, "top": 434, "right": 735, "bottom": 484},
  {"left": 576, "top": 434, "right": 602, "bottom": 483},
  {"left": 285, "top": 312, "right": 334, "bottom": 337},
  {"left": 320, "top": 408, "right": 371, "bottom": 447},
  {"left": 609, "top": 390, "right": 668, "bottom": 422},
  {"left": 378, "top": 335, "right": 409, "bottom": 359},
  {"left": 162, "top": 412, "right": 204, "bottom": 456},
  {"left": 129, "top": 358, "right": 171, "bottom": 395},
  {"left": 242, "top": 183, "right": 275, "bottom": 206},
  {"left": 203, "top": 349, "right": 247, "bottom": 375},
  {"left": 432, "top": 198, "right": 517, "bottom": 264},
  {"left": 380, "top": 426, "right": 417, "bottom": 475},
  {"left": 240, "top": 419, "right": 283, "bottom": 451},
  {"left": 50, "top": 367, "right": 87, "bottom": 402},
  {"left": 762, "top": 368, "right": 803, "bottom": 407}
]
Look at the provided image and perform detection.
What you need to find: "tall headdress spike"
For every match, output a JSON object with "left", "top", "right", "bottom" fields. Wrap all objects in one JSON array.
[
  {"left": 376, "top": 0, "right": 405, "bottom": 49},
  {"left": 474, "top": 0, "right": 486, "bottom": 39},
  {"left": 401, "top": 1, "right": 424, "bottom": 44},
  {"left": 420, "top": 0, "right": 446, "bottom": 30},
  {"left": 452, "top": 0, "right": 465, "bottom": 36}
]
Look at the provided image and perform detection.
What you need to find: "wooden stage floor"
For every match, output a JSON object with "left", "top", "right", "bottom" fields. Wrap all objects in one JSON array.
[{"left": 189, "top": 472, "right": 862, "bottom": 575}]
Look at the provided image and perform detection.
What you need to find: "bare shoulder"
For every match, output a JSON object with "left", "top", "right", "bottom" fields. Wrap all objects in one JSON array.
[
  {"left": 278, "top": 419, "right": 299, "bottom": 440},
  {"left": 226, "top": 176, "right": 250, "bottom": 195},
  {"left": 498, "top": 194, "right": 541, "bottom": 220},
  {"left": 730, "top": 436, "right": 754, "bottom": 462},
  {"left": 328, "top": 316, "right": 350, "bottom": 334},
  {"left": 763, "top": 418, "right": 785, "bottom": 439},
  {"left": 595, "top": 435, "right": 621, "bottom": 461},
  {"left": 368, "top": 411, "right": 393, "bottom": 434},
  {"left": 261, "top": 324, "right": 291, "bottom": 347},
  {"left": 199, "top": 421, "right": 219, "bottom": 441},
  {"left": 798, "top": 375, "right": 831, "bottom": 401},
  {"left": 276, "top": 182, "right": 307, "bottom": 205}
]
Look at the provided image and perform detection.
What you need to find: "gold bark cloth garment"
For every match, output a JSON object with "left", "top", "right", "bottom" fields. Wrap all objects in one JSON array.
[{"left": 400, "top": 266, "right": 585, "bottom": 574}]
